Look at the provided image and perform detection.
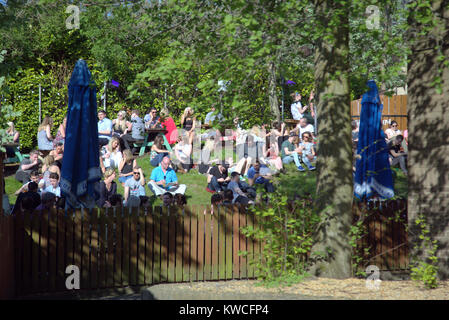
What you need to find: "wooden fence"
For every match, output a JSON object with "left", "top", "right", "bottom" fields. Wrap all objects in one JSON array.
[
  {"left": 0, "top": 201, "right": 408, "bottom": 299},
  {"left": 351, "top": 95, "right": 407, "bottom": 132},
  {"left": 1, "top": 205, "right": 262, "bottom": 297},
  {"left": 353, "top": 199, "right": 408, "bottom": 272}
]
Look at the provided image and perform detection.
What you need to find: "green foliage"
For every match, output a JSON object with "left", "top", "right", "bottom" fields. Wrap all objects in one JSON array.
[
  {"left": 410, "top": 214, "right": 439, "bottom": 289},
  {"left": 240, "top": 189, "right": 320, "bottom": 285},
  {"left": 349, "top": 214, "right": 370, "bottom": 277},
  {"left": 0, "top": 49, "right": 22, "bottom": 152}
]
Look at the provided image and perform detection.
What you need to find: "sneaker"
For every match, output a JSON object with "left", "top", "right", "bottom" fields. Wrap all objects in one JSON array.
[
  {"left": 308, "top": 165, "right": 316, "bottom": 171},
  {"left": 297, "top": 166, "right": 306, "bottom": 172}
]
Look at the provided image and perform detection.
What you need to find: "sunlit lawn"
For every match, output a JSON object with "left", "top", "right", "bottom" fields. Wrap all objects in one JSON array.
[{"left": 3, "top": 155, "right": 408, "bottom": 207}]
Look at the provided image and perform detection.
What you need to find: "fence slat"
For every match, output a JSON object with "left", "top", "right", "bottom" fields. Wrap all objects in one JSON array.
[
  {"left": 190, "top": 205, "right": 198, "bottom": 282},
  {"left": 48, "top": 209, "right": 58, "bottom": 291},
  {"left": 74, "top": 210, "right": 82, "bottom": 289},
  {"left": 247, "top": 210, "right": 256, "bottom": 279},
  {"left": 212, "top": 206, "right": 219, "bottom": 280},
  {"left": 204, "top": 205, "right": 212, "bottom": 281},
  {"left": 175, "top": 207, "right": 184, "bottom": 282},
  {"left": 152, "top": 207, "right": 161, "bottom": 284},
  {"left": 232, "top": 206, "right": 240, "bottom": 279},
  {"left": 138, "top": 208, "right": 146, "bottom": 286},
  {"left": 81, "top": 210, "right": 91, "bottom": 290},
  {"left": 122, "top": 209, "right": 130, "bottom": 287},
  {"left": 182, "top": 207, "right": 191, "bottom": 282},
  {"left": 90, "top": 210, "right": 99, "bottom": 289},
  {"left": 239, "top": 206, "right": 247, "bottom": 279},
  {"left": 168, "top": 207, "right": 176, "bottom": 283},
  {"left": 30, "top": 211, "right": 40, "bottom": 293},
  {"left": 38, "top": 210, "right": 49, "bottom": 292},
  {"left": 160, "top": 206, "right": 169, "bottom": 282},
  {"left": 197, "top": 205, "right": 204, "bottom": 281},
  {"left": 21, "top": 212, "right": 30, "bottom": 295},
  {"left": 225, "top": 206, "right": 233, "bottom": 280},
  {"left": 106, "top": 209, "right": 114, "bottom": 288},
  {"left": 144, "top": 207, "right": 154, "bottom": 285},
  {"left": 114, "top": 208, "right": 123, "bottom": 287},
  {"left": 57, "top": 211, "right": 68, "bottom": 291},
  {"left": 98, "top": 209, "right": 107, "bottom": 288},
  {"left": 129, "top": 208, "right": 138, "bottom": 286},
  {"left": 218, "top": 206, "right": 226, "bottom": 280}
]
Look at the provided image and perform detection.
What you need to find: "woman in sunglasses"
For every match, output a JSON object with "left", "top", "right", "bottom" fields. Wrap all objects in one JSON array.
[{"left": 385, "top": 121, "right": 402, "bottom": 141}]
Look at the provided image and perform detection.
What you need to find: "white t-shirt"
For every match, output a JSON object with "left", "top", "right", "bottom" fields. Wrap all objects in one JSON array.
[{"left": 299, "top": 124, "right": 314, "bottom": 138}]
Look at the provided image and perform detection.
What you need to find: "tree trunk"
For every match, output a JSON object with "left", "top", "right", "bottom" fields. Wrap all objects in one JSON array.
[
  {"left": 309, "top": 0, "right": 353, "bottom": 279},
  {"left": 268, "top": 61, "right": 281, "bottom": 122},
  {"left": 407, "top": 0, "right": 449, "bottom": 279}
]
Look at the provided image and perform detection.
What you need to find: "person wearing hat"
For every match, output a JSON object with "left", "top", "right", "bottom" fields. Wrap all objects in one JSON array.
[
  {"left": 206, "top": 161, "right": 230, "bottom": 193},
  {"left": 281, "top": 132, "right": 307, "bottom": 172}
]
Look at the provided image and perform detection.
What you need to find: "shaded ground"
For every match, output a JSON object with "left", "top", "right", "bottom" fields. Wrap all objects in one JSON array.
[{"left": 140, "top": 278, "right": 449, "bottom": 300}]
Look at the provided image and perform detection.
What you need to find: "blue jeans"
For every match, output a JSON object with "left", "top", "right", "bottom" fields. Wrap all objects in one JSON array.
[
  {"left": 208, "top": 176, "right": 226, "bottom": 192},
  {"left": 282, "top": 153, "right": 302, "bottom": 168}
]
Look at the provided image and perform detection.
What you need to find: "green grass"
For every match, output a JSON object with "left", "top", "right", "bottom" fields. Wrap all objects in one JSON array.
[{"left": 3, "top": 155, "right": 409, "bottom": 206}]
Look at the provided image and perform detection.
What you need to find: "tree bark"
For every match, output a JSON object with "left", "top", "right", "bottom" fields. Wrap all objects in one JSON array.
[
  {"left": 309, "top": 0, "right": 353, "bottom": 279},
  {"left": 268, "top": 61, "right": 281, "bottom": 122},
  {"left": 407, "top": 0, "right": 449, "bottom": 279}
]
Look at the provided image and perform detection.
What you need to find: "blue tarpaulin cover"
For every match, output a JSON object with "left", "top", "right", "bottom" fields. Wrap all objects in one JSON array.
[
  {"left": 354, "top": 80, "right": 394, "bottom": 200},
  {"left": 60, "top": 59, "right": 101, "bottom": 208}
]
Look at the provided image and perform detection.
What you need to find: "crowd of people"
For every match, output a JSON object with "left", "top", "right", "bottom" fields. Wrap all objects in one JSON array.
[{"left": 4, "top": 93, "right": 408, "bottom": 213}]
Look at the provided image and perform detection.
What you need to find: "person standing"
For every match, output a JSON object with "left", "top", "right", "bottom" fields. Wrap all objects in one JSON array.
[
  {"left": 37, "top": 116, "right": 54, "bottom": 155},
  {"left": 121, "top": 109, "right": 145, "bottom": 153}
]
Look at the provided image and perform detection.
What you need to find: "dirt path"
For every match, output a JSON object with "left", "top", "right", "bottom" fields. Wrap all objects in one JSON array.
[{"left": 141, "top": 278, "right": 449, "bottom": 300}]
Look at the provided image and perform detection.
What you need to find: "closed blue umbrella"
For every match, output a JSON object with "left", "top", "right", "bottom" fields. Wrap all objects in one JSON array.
[
  {"left": 60, "top": 59, "right": 101, "bottom": 208},
  {"left": 354, "top": 80, "right": 394, "bottom": 200}
]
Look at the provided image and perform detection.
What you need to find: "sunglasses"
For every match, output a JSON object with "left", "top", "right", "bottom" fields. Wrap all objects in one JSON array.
[{"left": 133, "top": 172, "right": 140, "bottom": 175}]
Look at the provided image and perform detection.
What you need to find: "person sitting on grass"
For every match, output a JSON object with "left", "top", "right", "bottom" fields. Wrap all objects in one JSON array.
[
  {"left": 124, "top": 166, "right": 145, "bottom": 207},
  {"left": 148, "top": 156, "right": 187, "bottom": 196},
  {"left": 162, "top": 192, "right": 174, "bottom": 207},
  {"left": 172, "top": 132, "right": 193, "bottom": 173},
  {"left": 227, "top": 172, "right": 254, "bottom": 205},
  {"left": 299, "top": 132, "right": 316, "bottom": 171},
  {"left": 174, "top": 194, "right": 187, "bottom": 208},
  {"left": 388, "top": 135, "right": 408, "bottom": 175},
  {"left": 211, "top": 193, "right": 223, "bottom": 206},
  {"left": 281, "top": 132, "right": 307, "bottom": 172},
  {"left": 15, "top": 150, "right": 42, "bottom": 184},
  {"left": 100, "top": 136, "right": 123, "bottom": 174},
  {"left": 49, "top": 141, "right": 64, "bottom": 168},
  {"left": 118, "top": 149, "right": 137, "bottom": 185},
  {"left": 39, "top": 155, "right": 61, "bottom": 191},
  {"left": 206, "top": 161, "right": 230, "bottom": 193},
  {"left": 35, "top": 192, "right": 56, "bottom": 212},
  {"left": 11, "top": 181, "right": 41, "bottom": 215},
  {"left": 96, "top": 169, "right": 118, "bottom": 208},
  {"left": 15, "top": 170, "right": 40, "bottom": 195},
  {"left": 247, "top": 161, "right": 275, "bottom": 193},
  {"left": 43, "top": 172, "right": 61, "bottom": 198},
  {"left": 222, "top": 189, "right": 234, "bottom": 205},
  {"left": 150, "top": 135, "right": 169, "bottom": 167}
]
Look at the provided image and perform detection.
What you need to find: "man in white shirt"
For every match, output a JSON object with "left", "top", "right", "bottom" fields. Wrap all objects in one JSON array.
[{"left": 295, "top": 118, "right": 315, "bottom": 140}]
